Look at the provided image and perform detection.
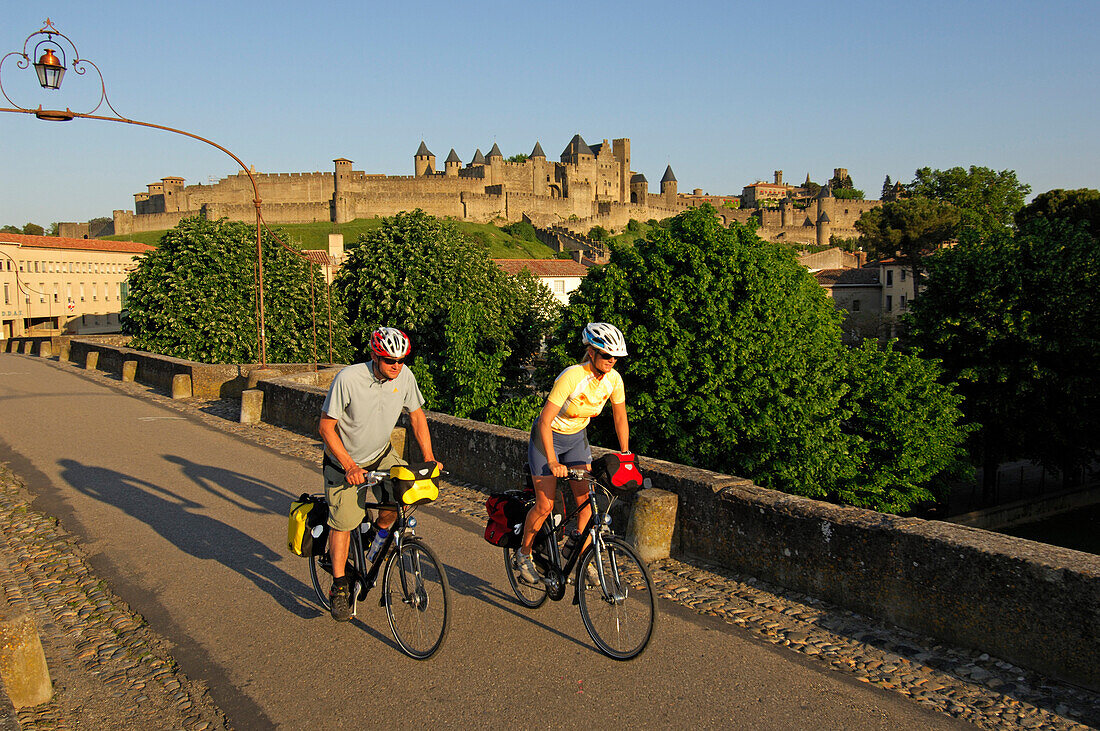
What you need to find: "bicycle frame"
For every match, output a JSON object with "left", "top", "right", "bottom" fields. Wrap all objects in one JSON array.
[{"left": 533, "top": 471, "right": 622, "bottom": 602}]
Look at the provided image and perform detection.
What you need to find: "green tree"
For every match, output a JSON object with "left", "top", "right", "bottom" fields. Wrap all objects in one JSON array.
[
  {"left": 855, "top": 197, "right": 962, "bottom": 291},
  {"left": 881, "top": 175, "right": 893, "bottom": 200},
  {"left": 832, "top": 187, "right": 865, "bottom": 200},
  {"left": 506, "top": 154, "right": 528, "bottom": 163},
  {"left": 908, "top": 219, "right": 1100, "bottom": 498},
  {"left": 0, "top": 225, "right": 20, "bottom": 234},
  {"left": 836, "top": 341, "right": 971, "bottom": 511},
  {"left": 123, "top": 217, "right": 351, "bottom": 364},
  {"left": 907, "top": 166, "right": 1030, "bottom": 237},
  {"left": 334, "top": 210, "right": 558, "bottom": 422},
  {"left": 588, "top": 226, "right": 610, "bottom": 241},
  {"left": 22, "top": 223, "right": 44, "bottom": 236},
  {"left": 829, "top": 171, "right": 854, "bottom": 190},
  {"left": 1015, "top": 188, "right": 1100, "bottom": 238},
  {"left": 542, "top": 205, "right": 968, "bottom": 512}
]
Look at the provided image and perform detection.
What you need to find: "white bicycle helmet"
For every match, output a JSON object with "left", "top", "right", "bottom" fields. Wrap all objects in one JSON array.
[
  {"left": 582, "top": 322, "right": 628, "bottom": 357},
  {"left": 370, "top": 327, "right": 411, "bottom": 358}
]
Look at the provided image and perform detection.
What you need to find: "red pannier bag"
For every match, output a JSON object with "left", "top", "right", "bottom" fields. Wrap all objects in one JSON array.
[
  {"left": 484, "top": 490, "right": 533, "bottom": 548},
  {"left": 594, "top": 452, "right": 644, "bottom": 495}
]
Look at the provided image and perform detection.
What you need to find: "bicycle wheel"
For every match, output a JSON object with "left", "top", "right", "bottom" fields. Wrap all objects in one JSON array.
[
  {"left": 383, "top": 538, "right": 450, "bottom": 660},
  {"left": 577, "top": 535, "right": 656, "bottom": 660},
  {"left": 503, "top": 546, "right": 549, "bottom": 609}
]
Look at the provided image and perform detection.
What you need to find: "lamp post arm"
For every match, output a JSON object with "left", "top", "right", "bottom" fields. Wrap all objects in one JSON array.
[{"left": 0, "top": 104, "right": 272, "bottom": 366}]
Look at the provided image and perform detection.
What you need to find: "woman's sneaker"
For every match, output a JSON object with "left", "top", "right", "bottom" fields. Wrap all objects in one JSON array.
[{"left": 514, "top": 550, "right": 540, "bottom": 585}]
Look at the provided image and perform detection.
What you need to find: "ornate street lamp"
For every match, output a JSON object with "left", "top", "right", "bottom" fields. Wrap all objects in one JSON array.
[{"left": 0, "top": 19, "right": 294, "bottom": 366}]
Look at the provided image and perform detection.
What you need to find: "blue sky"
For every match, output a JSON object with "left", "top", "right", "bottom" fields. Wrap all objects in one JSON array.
[{"left": 1, "top": 0, "right": 1097, "bottom": 227}]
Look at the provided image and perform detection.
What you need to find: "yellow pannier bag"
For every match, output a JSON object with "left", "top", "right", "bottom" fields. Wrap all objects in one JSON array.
[
  {"left": 389, "top": 462, "right": 441, "bottom": 505},
  {"left": 288, "top": 494, "right": 328, "bottom": 557}
]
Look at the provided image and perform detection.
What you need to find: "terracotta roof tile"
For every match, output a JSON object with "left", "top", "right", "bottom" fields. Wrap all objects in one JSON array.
[
  {"left": 493, "top": 259, "right": 589, "bottom": 277},
  {"left": 815, "top": 267, "right": 880, "bottom": 286},
  {"left": 0, "top": 232, "right": 153, "bottom": 254}
]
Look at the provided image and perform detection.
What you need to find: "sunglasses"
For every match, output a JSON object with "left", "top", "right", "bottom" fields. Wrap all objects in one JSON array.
[
  {"left": 379, "top": 356, "right": 405, "bottom": 366},
  {"left": 595, "top": 351, "right": 619, "bottom": 361}
]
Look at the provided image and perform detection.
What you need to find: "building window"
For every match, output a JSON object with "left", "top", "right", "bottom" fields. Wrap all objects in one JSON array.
[
  {"left": 886, "top": 295, "right": 893, "bottom": 312},
  {"left": 852, "top": 299, "right": 861, "bottom": 312},
  {"left": 92, "top": 283, "right": 97, "bottom": 301},
  {"left": 39, "top": 283, "right": 45, "bottom": 303},
  {"left": 34, "top": 262, "right": 40, "bottom": 273},
  {"left": 53, "top": 284, "right": 59, "bottom": 303},
  {"left": 80, "top": 283, "right": 85, "bottom": 302},
  {"left": 900, "top": 269, "right": 907, "bottom": 281},
  {"left": 900, "top": 295, "right": 907, "bottom": 309},
  {"left": 3, "top": 284, "right": 8, "bottom": 305},
  {"left": 886, "top": 270, "right": 894, "bottom": 286},
  {"left": 554, "top": 280, "right": 565, "bottom": 293}
]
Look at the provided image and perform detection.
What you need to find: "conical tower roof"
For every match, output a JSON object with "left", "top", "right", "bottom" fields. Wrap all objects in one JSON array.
[
  {"left": 415, "top": 141, "right": 433, "bottom": 158},
  {"left": 561, "top": 134, "right": 593, "bottom": 158},
  {"left": 445, "top": 148, "right": 461, "bottom": 164},
  {"left": 661, "top": 165, "right": 677, "bottom": 183},
  {"left": 817, "top": 183, "right": 833, "bottom": 200},
  {"left": 631, "top": 173, "right": 648, "bottom": 183},
  {"left": 471, "top": 148, "right": 486, "bottom": 165},
  {"left": 530, "top": 141, "right": 546, "bottom": 158},
  {"left": 487, "top": 143, "right": 503, "bottom": 159}
]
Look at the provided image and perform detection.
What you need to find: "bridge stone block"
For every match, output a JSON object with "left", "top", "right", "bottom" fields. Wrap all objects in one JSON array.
[
  {"left": 58, "top": 341, "right": 70, "bottom": 362},
  {"left": 84, "top": 351, "right": 98, "bottom": 370},
  {"left": 239, "top": 389, "right": 263, "bottom": 424},
  {"left": 171, "top": 374, "right": 192, "bottom": 399},
  {"left": 121, "top": 360, "right": 137, "bottom": 383},
  {"left": 37, "top": 342, "right": 52, "bottom": 359},
  {"left": 0, "top": 604, "right": 53, "bottom": 709},
  {"left": 626, "top": 488, "right": 679, "bottom": 562}
]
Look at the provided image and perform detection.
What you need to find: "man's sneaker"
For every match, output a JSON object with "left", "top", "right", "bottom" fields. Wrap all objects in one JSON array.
[
  {"left": 514, "top": 550, "right": 540, "bottom": 585},
  {"left": 329, "top": 582, "right": 352, "bottom": 622}
]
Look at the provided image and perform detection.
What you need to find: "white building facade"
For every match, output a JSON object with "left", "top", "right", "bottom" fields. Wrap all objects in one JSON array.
[{"left": 1, "top": 233, "right": 152, "bottom": 340}]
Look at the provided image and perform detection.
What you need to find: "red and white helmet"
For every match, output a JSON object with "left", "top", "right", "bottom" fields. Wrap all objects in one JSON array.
[
  {"left": 582, "top": 322, "right": 628, "bottom": 357},
  {"left": 370, "top": 327, "right": 411, "bottom": 358}
]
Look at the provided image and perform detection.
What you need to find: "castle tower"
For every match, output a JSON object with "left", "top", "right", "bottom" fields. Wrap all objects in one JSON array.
[
  {"left": 613, "top": 138, "right": 631, "bottom": 203},
  {"left": 774, "top": 170, "right": 783, "bottom": 186},
  {"left": 630, "top": 173, "right": 648, "bottom": 204},
  {"left": 529, "top": 141, "right": 548, "bottom": 196},
  {"left": 816, "top": 182, "right": 834, "bottom": 225},
  {"left": 780, "top": 195, "right": 793, "bottom": 227},
  {"left": 486, "top": 143, "right": 503, "bottom": 186},
  {"left": 560, "top": 134, "right": 596, "bottom": 201},
  {"left": 816, "top": 211, "right": 831, "bottom": 247},
  {"left": 414, "top": 141, "right": 435, "bottom": 176},
  {"left": 333, "top": 158, "right": 354, "bottom": 224},
  {"left": 660, "top": 165, "right": 678, "bottom": 206},
  {"left": 444, "top": 149, "right": 461, "bottom": 177}
]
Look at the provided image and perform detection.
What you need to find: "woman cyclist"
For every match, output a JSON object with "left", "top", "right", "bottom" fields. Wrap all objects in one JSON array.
[{"left": 515, "top": 322, "right": 631, "bottom": 584}]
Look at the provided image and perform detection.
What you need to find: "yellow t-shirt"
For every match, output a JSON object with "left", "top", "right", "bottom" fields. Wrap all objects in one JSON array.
[{"left": 547, "top": 363, "right": 625, "bottom": 435}]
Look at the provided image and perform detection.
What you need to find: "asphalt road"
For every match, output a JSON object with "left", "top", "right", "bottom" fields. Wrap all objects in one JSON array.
[{"left": 0, "top": 353, "right": 966, "bottom": 729}]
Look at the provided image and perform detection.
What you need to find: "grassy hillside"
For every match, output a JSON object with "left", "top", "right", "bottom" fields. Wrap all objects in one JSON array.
[{"left": 105, "top": 217, "right": 556, "bottom": 258}]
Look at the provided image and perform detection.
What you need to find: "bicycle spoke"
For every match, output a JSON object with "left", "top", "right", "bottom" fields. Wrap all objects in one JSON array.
[{"left": 384, "top": 540, "right": 450, "bottom": 659}]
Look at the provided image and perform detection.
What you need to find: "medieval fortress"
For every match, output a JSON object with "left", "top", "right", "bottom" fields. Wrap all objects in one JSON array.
[{"left": 95, "top": 134, "right": 881, "bottom": 248}]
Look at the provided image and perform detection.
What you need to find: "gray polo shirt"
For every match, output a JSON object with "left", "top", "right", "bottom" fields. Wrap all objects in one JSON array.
[{"left": 321, "top": 362, "right": 426, "bottom": 466}]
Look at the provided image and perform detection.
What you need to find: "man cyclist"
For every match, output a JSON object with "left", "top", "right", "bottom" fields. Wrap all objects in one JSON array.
[
  {"left": 319, "top": 327, "right": 442, "bottom": 621},
  {"left": 515, "top": 322, "right": 631, "bottom": 584}
]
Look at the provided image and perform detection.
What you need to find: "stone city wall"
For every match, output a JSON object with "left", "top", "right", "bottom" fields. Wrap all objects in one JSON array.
[{"left": 203, "top": 201, "right": 331, "bottom": 224}]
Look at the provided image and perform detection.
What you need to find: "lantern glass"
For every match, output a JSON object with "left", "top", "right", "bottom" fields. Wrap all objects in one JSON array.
[{"left": 33, "top": 49, "right": 66, "bottom": 90}]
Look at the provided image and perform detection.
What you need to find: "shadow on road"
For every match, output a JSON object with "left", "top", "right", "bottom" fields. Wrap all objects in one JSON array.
[
  {"left": 58, "top": 457, "right": 316, "bottom": 618},
  {"left": 442, "top": 563, "right": 590, "bottom": 652},
  {"left": 162, "top": 454, "right": 288, "bottom": 515}
]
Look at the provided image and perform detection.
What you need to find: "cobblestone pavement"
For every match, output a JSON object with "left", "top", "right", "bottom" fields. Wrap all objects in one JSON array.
[{"left": 3, "top": 354, "right": 1100, "bottom": 730}]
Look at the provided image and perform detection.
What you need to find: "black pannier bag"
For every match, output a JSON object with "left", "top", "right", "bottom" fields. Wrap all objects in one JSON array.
[
  {"left": 593, "top": 452, "right": 643, "bottom": 495},
  {"left": 484, "top": 489, "right": 533, "bottom": 548}
]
